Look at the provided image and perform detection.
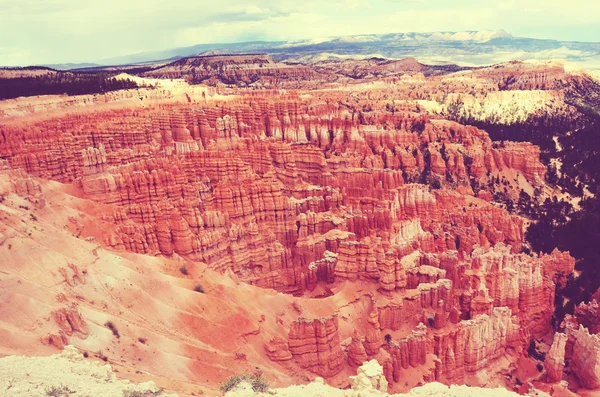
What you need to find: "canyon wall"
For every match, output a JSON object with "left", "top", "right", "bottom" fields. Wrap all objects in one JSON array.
[{"left": 0, "top": 59, "right": 589, "bottom": 395}]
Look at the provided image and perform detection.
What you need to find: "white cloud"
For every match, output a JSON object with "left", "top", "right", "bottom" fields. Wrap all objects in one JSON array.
[{"left": 0, "top": 0, "right": 598, "bottom": 65}]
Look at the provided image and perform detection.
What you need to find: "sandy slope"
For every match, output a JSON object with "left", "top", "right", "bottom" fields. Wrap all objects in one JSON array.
[{"left": 0, "top": 173, "right": 348, "bottom": 395}]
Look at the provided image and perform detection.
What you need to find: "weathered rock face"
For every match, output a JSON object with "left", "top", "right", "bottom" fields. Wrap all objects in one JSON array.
[
  {"left": 347, "top": 330, "right": 369, "bottom": 368},
  {"left": 0, "top": 60, "right": 584, "bottom": 394},
  {"left": 52, "top": 308, "right": 88, "bottom": 338},
  {"left": 264, "top": 336, "right": 293, "bottom": 362},
  {"left": 0, "top": 93, "right": 550, "bottom": 296},
  {"left": 387, "top": 324, "right": 429, "bottom": 378},
  {"left": 571, "top": 326, "right": 600, "bottom": 389},
  {"left": 433, "top": 307, "right": 521, "bottom": 383},
  {"left": 350, "top": 359, "right": 389, "bottom": 393},
  {"left": 574, "top": 300, "right": 600, "bottom": 334},
  {"left": 545, "top": 333, "right": 567, "bottom": 383},
  {"left": 472, "top": 61, "right": 568, "bottom": 91},
  {"left": 143, "top": 54, "right": 315, "bottom": 86},
  {"left": 364, "top": 306, "right": 522, "bottom": 385},
  {"left": 288, "top": 315, "right": 345, "bottom": 377}
]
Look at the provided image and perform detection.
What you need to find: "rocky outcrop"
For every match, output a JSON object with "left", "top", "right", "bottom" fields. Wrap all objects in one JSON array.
[
  {"left": 473, "top": 61, "right": 568, "bottom": 91},
  {"left": 432, "top": 308, "right": 521, "bottom": 383},
  {"left": 52, "top": 308, "right": 88, "bottom": 338},
  {"left": 347, "top": 330, "right": 369, "bottom": 368},
  {"left": 11, "top": 173, "right": 43, "bottom": 197},
  {"left": 571, "top": 325, "right": 600, "bottom": 389},
  {"left": 466, "top": 244, "right": 554, "bottom": 335},
  {"left": 0, "top": 95, "right": 549, "bottom": 297},
  {"left": 264, "top": 336, "right": 293, "bottom": 362},
  {"left": 574, "top": 300, "right": 600, "bottom": 334},
  {"left": 143, "top": 55, "right": 315, "bottom": 86},
  {"left": 0, "top": 59, "right": 582, "bottom": 394},
  {"left": 364, "top": 307, "right": 384, "bottom": 357},
  {"left": 0, "top": 346, "right": 178, "bottom": 397},
  {"left": 288, "top": 315, "right": 345, "bottom": 377},
  {"left": 544, "top": 333, "right": 567, "bottom": 383},
  {"left": 388, "top": 323, "right": 429, "bottom": 380},
  {"left": 349, "top": 359, "right": 389, "bottom": 393}
]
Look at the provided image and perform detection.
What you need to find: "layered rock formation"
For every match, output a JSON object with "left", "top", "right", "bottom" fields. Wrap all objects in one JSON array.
[
  {"left": 551, "top": 299, "right": 600, "bottom": 389},
  {"left": 143, "top": 54, "right": 315, "bottom": 87},
  {"left": 0, "top": 58, "right": 590, "bottom": 395},
  {"left": 570, "top": 325, "right": 600, "bottom": 389},
  {"left": 544, "top": 333, "right": 567, "bottom": 383},
  {"left": 0, "top": 92, "right": 553, "bottom": 298},
  {"left": 287, "top": 315, "right": 345, "bottom": 377}
]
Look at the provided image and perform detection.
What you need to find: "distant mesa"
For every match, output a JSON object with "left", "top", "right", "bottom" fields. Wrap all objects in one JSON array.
[{"left": 49, "top": 29, "right": 596, "bottom": 74}]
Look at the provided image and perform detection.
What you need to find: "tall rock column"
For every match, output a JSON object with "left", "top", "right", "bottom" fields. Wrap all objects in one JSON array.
[
  {"left": 544, "top": 333, "right": 567, "bottom": 383},
  {"left": 364, "top": 307, "right": 382, "bottom": 356}
]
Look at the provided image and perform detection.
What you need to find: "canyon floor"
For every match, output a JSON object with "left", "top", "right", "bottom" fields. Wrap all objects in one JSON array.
[{"left": 1, "top": 56, "right": 600, "bottom": 396}]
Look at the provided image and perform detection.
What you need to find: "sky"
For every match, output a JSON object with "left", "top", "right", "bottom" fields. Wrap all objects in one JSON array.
[{"left": 0, "top": 0, "right": 599, "bottom": 66}]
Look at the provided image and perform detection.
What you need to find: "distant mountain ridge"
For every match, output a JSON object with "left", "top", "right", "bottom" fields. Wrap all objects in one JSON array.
[
  {"left": 100, "top": 30, "right": 516, "bottom": 65},
  {"left": 26, "top": 30, "right": 600, "bottom": 75},
  {"left": 88, "top": 30, "right": 600, "bottom": 76}
]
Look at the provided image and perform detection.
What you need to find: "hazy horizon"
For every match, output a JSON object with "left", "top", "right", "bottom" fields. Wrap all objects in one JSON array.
[{"left": 1, "top": 0, "right": 599, "bottom": 66}]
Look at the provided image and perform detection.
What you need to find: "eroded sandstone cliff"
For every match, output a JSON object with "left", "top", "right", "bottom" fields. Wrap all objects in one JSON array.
[{"left": 0, "top": 58, "right": 593, "bottom": 396}]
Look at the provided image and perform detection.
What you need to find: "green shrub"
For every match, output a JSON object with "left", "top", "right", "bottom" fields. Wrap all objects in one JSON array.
[
  {"left": 250, "top": 375, "right": 270, "bottom": 393},
  {"left": 96, "top": 350, "right": 108, "bottom": 362},
  {"left": 122, "top": 389, "right": 163, "bottom": 397},
  {"left": 179, "top": 264, "right": 189, "bottom": 275},
  {"left": 105, "top": 321, "right": 120, "bottom": 338},
  {"left": 45, "top": 385, "right": 74, "bottom": 396},
  {"left": 219, "top": 372, "right": 270, "bottom": 393},
  {"left": 220, "top": 374, "right": 244, "bottom": 393}
]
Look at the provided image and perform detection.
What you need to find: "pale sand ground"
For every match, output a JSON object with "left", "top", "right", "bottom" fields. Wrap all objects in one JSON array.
[
  {"left": 0, "top": 347, "right": 534, "bottom": 397},
  {"left": 0, "top": 346, "right": 177, "bottom": 397}
]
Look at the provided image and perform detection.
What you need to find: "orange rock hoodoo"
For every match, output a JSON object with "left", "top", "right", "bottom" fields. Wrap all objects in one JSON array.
[{"left": 0, "top": 68, "right": 582, "bottom": 393}]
